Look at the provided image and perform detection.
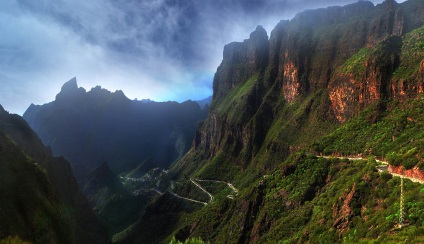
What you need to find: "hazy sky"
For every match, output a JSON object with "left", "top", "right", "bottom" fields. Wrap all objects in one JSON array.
[{"left": 0, "top": 0, "right": 400, "bottom": 114}]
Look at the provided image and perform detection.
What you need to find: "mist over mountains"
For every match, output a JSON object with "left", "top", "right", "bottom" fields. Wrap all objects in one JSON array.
[{"left": 24, "top": 78, "right": 209, "bottom": 183}]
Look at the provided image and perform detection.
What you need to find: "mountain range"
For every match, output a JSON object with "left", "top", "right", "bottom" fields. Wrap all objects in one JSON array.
[
  {"left": 1, "top": 0, "right": 424, "bottom": 243},
  {"left": 23, "top": 78, "right": 209, "bottom": 183}
]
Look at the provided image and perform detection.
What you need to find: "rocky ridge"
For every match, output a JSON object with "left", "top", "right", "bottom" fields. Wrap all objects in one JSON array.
[{"left": 186, "top": 0, "right": 424, "bottom": 177}]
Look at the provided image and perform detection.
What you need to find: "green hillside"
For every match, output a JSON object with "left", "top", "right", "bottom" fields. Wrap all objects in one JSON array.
[{"left": 0, "top": 133, "right": 72, "bottom": 243}]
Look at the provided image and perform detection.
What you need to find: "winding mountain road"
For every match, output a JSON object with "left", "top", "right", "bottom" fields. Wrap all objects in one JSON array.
[
  {"left": 170, "top": 191, "right": 208, "bottom": 206},
  {"left": 320, "top": 155, "right": 424, "bottom": 184},
  {"left": 194, "top": 179, "right": 239, "bottom": 195},
  {"left": 190, "top": 179, "right": 214, "bottom": 202}
]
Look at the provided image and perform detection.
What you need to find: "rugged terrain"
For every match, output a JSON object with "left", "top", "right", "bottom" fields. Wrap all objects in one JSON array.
[
  {"left": 116, "top": 0, "right": 424, "bottom": 243},
  {"left": 9, "top": 0, "right": 424, "bottom": 243}
]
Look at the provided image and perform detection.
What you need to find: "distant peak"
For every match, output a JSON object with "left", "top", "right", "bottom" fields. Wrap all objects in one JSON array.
[
  {"left": 114, "top": 90, "right": 125, "bottom": 97},
  {"left": 27, "top": 103, "right": 36, "bottom": 111},
  {"left": 56, "top": 77, "right": 84, "bottom": 101},
  {"left": 140, "top": 99, "right": 153, "bottom": 103},
  {"left": 61, "top": 77, "right": 78, "bottom": 93},
  {"left": 92, "top": 85, "right": 102, "bottom": 91}
]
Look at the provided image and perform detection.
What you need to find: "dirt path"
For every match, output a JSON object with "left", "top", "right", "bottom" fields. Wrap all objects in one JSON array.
[
  {"left": 191, "top": 179, "right": 214, "bottom": 202},
  {"left": 170, "top": 192, "right": 208, "bottom": 206},
  {"left": 194, "top": 179, "right": 239, "bottom": 195}
]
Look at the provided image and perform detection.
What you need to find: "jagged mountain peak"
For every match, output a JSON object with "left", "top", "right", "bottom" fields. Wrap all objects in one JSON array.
[
  {"left": 113, "top": 89, "right": 128, "bottom": 100},
  {"left": 56, "top": 77, "right": 87, "bottom": 101},
  {"left": 60, "top": 77, "right": 78, "bottom": 93},
  {"left": 88, "top": 85, "right": 128, "bottom": 100},
  {"left": 191, "top": 0, "right": 424, "bottom": 177}
]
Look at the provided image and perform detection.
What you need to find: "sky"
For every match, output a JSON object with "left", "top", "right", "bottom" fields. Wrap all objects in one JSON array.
[{"left": 0, "top": 0, "right": 403, "bottom": 114}]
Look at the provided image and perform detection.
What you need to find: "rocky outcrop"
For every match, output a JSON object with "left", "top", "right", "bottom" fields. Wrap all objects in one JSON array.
[{"left": 192, "top": 26, "right": 271, "bottom": 166}]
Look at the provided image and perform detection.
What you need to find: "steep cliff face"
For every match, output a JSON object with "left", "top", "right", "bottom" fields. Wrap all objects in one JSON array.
[
  {"left": 329, "top": 36, "right": 403, "bottom": 122},
  {"left": 330, "top": 21, "right": 424, "bottom": 122},
  {"left": 189, "top": 0, "right": 424, "bottom": 171},
  {"left": 193, "top": 26, "right": 270, "bottom": 168},
  {"left": 270, "top": 0, "right": 404, "bottom": 104},
  {"left": 213, "top": 25, "right": 269, "bottom": 101}
]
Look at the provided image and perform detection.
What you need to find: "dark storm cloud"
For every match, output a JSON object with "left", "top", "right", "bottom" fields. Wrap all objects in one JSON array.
[
  {"left": 0, "top": 0, "right": 398, "bottom": 114},
  {"left": 15, "top": 0, "right": 376, "bottom": 69}
]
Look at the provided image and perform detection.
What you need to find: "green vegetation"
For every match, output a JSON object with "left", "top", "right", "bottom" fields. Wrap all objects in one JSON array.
[
  {"left": 393, "top": 26, "right": 424, "bottom": 79},
  {"left": 0, "top": 134, "right": 73, "bottom": 244},
  {"left": 340, "top": 47, "right": 370, "bottom": 76},
  {"left": 170, "top": 236, "right": 207, "bottom": 244},
  {"left": 0, "top": 236, "right": 31, "bottom": 244},
  {"left": 174, "top": 153, "right": 424, "bottom": 243},
  {"left": 194, "top": 153, "right": 240, "bottom": 182},
  {"left": 314, "top": 96, "right": 424, "bottom": 169},
  {"left": 339, "top": 34, "right": 403, "bottom": 79},
  {"left": 213, "top": 74, "right": 259, "bottom": 122},
  {"left": 332, "top": 24, "right": 424, "bottom": 84}
]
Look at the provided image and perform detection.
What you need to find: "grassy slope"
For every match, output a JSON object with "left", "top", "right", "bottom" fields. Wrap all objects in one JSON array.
[{"left": 393, "top": 25, "right": 424, "bottom": 79}]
